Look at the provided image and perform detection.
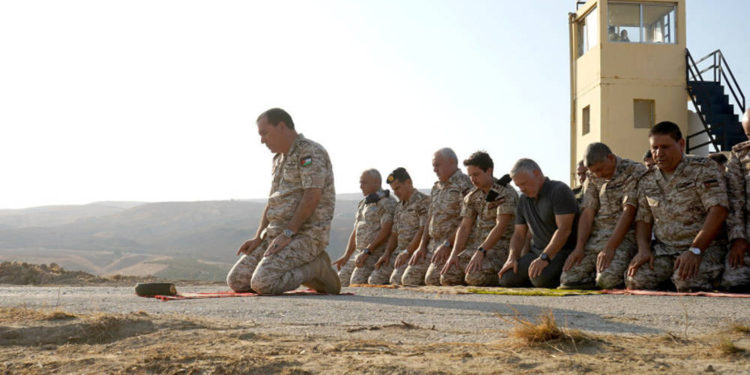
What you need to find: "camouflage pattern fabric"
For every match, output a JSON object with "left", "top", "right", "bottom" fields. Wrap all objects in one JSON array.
[
  {"left": 337, "top": 256, "right": 356, "bottom": 287},
  {"left": 422, "top": 170, "right": 472, "bottom": 286},
  {"left": 368, "top": 251, "right": 397, "bottom": 285},
  {"left": 625, "top": 242, "right": 726, "bottom": 291},
  {"left": 387, "top": 190, "right": 430, "bottom": 286},
  {"left": 389, "top": 250, "right": 409, "bottom": 285},
  {"left": 348, "top": 191, "right": 396, "bottom": 285},
  {"left": 721, "top": 253, "right": 750, "bottom": 289},
  {"left": 560, "top": 157, "right": 645, "bottom": 289},
  {"left": 427, "top": 170, "right": 473, "bottom": 242},
  {"left": 226, "top": 134, "right": 335, "bottom": 294},
  {"left": 722, "top": 141, "right": 750, "bottom": 289},
  {"left": 726, "top": 140, "right": 750, "bottom": 242},
  {"left": 394, "top": 190, "right": 430, "bottom": 250},
  {"left": 401, "top": 241, "right": 436, "bottom": 286},
  {"left": 440, "top": 180, "right": 518, "bottom": 286},
  {"left": 635, "top": 155, "right": 728, "bottom": 251},
  {"left": 265, "top": 134, "right": 335, "bottom": 243},
  {"left": 559, "top": 237, "right": 636, "bottom": 289}
]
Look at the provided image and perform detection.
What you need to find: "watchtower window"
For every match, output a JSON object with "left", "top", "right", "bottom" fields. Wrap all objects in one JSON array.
[
  {"left": 576, "top": 6, "right": 598, "bottom": 57},
  {"left": 608, "top": 2, "right": 677, "bottom": 44},
  {"left": 634, "top": 99, "right": 655, "bottom": 128},
  {"left": 582, "top": 105, "right": 591, "bottom": 135}
]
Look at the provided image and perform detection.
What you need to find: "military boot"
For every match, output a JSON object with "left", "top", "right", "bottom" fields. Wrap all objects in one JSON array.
[{"left": 302, "top": 251, "right": 341, "bottom": 295}]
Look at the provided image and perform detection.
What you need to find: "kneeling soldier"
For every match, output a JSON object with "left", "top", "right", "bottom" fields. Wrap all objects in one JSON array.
[
  {"left": 723, "top": 108, "right": 750, "bottom": 292},
  {"left": 440, "top": 151, "right": 518, "bottom": 286},
  {"left": 627, "top": 122, "right": 727, "bottom": 292},
  {"left": 374, "top": 168, "right": 430, "bottom": 285},
  {"left": 560, "top": 143, "right": 647, "bottom": 289},
  {"left": 332, "top": 169, "right": 396, "bottom": 286}
]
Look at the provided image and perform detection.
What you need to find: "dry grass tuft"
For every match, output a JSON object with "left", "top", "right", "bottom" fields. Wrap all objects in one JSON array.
[
  {"left": 717, "top": 338, "right": 745, "bottom": 355},
  {"left": 730, "top": 323, "right": 750, "bottom": 335},
  {"left": 499, "top": 310, "right": 588, "bottom": 346},
  {"left": 42, "top": 310, "right": 78, "bottom": 321}
]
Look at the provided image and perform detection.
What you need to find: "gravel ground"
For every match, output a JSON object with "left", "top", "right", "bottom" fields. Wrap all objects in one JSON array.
[{"left": 0, "top": 284, "right": 747, "bottom": 343}]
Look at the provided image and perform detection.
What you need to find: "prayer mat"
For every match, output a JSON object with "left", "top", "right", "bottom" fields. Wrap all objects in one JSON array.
[
  {"left": 142, "top": 289, "right": 353, "bottom": 301},
  {"left": 600, "top": 289, "right": 750, "bottom": 298}
]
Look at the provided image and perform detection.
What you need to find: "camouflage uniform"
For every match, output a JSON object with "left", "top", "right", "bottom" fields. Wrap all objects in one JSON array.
[
  {"left": 226, "top": 134, "right": 336, "bottom": 294},
  {"left": 723, "top": 141, "right": 750, "bottom": 290},
  {"left": 440, "top": 180, "right": 518, "bottom": 286},
  {"left": 389, "top": 190, "right": 430, "bottom": 285},
  {"left": 338, "top": 191, "right": 397, "bottom": 286},
  {"left": 406, "top": 170, "right": 472, "bottom": 286},
  {"left": 559, "top": 157, "right": 646, "bottom": 289},
  {"left": 626, "top": 156, "right": 727, "bottom": 292}
]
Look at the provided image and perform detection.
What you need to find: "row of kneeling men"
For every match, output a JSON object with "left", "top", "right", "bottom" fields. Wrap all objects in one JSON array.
[{"left": 333, "top": 120, "right": 750, "bottom": 293}]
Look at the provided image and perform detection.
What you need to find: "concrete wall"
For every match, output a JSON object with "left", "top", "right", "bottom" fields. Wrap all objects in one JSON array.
[{"left": 570, "top": 0, "right": 687, "bottom": 185}]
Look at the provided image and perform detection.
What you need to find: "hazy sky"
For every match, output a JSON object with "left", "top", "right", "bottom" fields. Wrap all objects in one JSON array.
[{"left": 1, "top": 0, "right": 748, "bottom": 209}]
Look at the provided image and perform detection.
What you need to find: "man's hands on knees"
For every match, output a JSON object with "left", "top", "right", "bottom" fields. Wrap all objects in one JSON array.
[
  {"left": 627, "top": 249, "right": 653, "bottom": 277},
  {"left": 674, "top": 250, "right": 702, "bottom": 280},
  {"left": 431, "top": 243, "right": 450, "bottom": 264},
  {"left": 237, "top": 237, "right": 263, "bottom": 256},
  {"left": 497, "top": 257, "right": 518, "bottom": 279},
  {"left": 729, "top": 239, "right": 749, "bottom": 268},
  {"left": 332, "top": 255, "right": 350, "bottom": 270},
  {"left": 563, "top": 248, "right": 584, "bottom": 272},
  {"left": 528, "top": 257, "right": 549, "bottom": 279},
  {"left": 264, "top": 235, "right": 292, "bottom": 257}
]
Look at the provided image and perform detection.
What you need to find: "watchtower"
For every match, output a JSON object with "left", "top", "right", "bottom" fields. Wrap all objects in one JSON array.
[{"left": 568, "top": 0, "right": 746, "bottom": 185}]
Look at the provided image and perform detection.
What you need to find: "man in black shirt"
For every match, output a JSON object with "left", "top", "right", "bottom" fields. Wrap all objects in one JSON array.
[{"left": 498, "top": 158, "right": 578, "bottom": 288}]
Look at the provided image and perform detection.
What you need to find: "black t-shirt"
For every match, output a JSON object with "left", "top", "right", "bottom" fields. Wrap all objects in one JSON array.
[{"left": 515, "top": 178, "right": 578, "bottom": 254}]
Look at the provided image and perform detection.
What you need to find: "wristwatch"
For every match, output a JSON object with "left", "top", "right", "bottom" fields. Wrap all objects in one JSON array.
[
  {"left": 282, "top": 229, "right": 295, "bottom": 238},
  {"left": 478, "top": 247, "right": 486, "bottom": 256},
  {"left": 688, "top": 247, "right": 702, "bottom": 256},
  {"left": 362, "top": 248, "right": 371, "bottom": 255},
  {"left": 539, "top": 252, "right": 550, "bottom": 262},
  {"left": 443, "top": 240, "right": 452, "bottom": 248}
]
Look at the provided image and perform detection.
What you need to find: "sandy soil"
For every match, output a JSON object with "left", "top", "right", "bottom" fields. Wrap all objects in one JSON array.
[{"left": 0, "top": 283, "right": 749, "bottom": 374}]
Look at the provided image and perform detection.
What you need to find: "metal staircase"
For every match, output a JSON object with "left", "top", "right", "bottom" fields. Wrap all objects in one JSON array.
[{"left": 686, "top": 49, "right": 746, "bottom": 153}]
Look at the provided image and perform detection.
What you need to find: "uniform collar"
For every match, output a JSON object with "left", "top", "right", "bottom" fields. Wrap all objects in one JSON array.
[{"left": 285, "top": 133, "right": 305, "bottom": 156}]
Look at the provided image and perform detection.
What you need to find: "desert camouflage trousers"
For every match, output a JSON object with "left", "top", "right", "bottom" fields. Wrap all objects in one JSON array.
[
  {"left": 226, "top": 235, "right": 324, "bottom": 294},
  {"left": 438, "top": 247, "right": 508, "bottom": 286},
  {"left": 424, "top": 241, "right": 449, "bottom": 286},
  {"left": 389, "top": 250, "right": 409, "bottom": 285},
  {"left": 337, "top": 245, "right": 392, "bottom": 286},
  {"left": 721, "top": 253, "right": 750, "bottom": 290},
  {"left": 559, "top": 237, "right": 636, "bottom": 289},
  {"left": 625, "top": 242, "right": 726, "bottom": 292},
  {"left": 401, "top": 242, "right": 436, "bottom": 286}
]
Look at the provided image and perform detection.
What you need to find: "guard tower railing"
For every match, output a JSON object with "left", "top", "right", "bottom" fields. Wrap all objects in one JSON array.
[{"left": 686, "top": 49, "right": 747, "bottom": 152}]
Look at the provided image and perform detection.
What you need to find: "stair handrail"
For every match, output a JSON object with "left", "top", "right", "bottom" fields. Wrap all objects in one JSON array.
[
  {"left": 685, "top": 49, "right": 721, "bottom": 152},
  {"left": 692, "top": 49, "right": 746, "bottom": 114}
]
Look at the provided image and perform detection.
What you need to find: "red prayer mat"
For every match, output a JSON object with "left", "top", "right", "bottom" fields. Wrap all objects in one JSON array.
[
  {"left": 601, "top": 289, "right": 750, "bottom": 298},
  {"left": 143, "top": 289, "right": 353, "bottom": 301}
]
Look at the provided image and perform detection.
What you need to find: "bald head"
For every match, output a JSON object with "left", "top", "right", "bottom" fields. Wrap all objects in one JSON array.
[{"left": 743, "top": 108, "right": 750, "bottom": 136}]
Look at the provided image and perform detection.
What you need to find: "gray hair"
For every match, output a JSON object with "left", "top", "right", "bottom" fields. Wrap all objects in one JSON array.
[
  {"left": 510, "top": 158, "right": 542, "bottom": 177},
  {"left": 584, "top": 142, "right": 613, "bottom": 167},
  {"left": 434, "top": 147, "right": 458, "bottom": 164},
  {"left": 362, "top": 168, "right": 382, "bottom": 185}
]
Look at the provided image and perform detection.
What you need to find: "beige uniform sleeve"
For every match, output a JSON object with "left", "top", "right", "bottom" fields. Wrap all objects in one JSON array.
[
  {"left": 726, "top": 150, "right": 747, "bottom": 241},
  {"left": 298, "top": 144, "right": 329, "bottom": 189},
  {"left": 580, "top": 176, "right": 599, "bottom": 211}
]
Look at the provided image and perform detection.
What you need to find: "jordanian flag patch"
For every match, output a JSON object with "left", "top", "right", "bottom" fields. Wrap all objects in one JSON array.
[{"left": 300, "top": 156, "right": 312, "bottom": 167}]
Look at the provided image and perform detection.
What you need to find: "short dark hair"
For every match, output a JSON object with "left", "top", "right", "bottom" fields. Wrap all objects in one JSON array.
[
  {"left": 257, "top": 108, "right": 295, "bottom": 130},
  {"left": 643, "top": 149, "right": 652, "bottom": 160},
  {"left": 649, "top": 121, "right": 682, "bottom": 141},
  {"left": 387, "top": 167, "right": 411, "bottom": 184},
  {"left": 463, "top": 151, "right": 493, "bottom": 172}
]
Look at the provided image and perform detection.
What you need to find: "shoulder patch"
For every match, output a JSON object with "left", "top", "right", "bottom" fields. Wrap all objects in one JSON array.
[{"left": 300, "top": 156, "right": 312, "bottom": 167}]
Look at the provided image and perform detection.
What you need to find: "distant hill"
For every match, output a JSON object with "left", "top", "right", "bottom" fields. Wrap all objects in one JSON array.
[{"left": 0, "top": 199, "right": 360, "bottom": 281}]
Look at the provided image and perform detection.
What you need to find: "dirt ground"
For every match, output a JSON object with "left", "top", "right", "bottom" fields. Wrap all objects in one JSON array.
[
  {"left": 1, "top": 263, "right": 749, "bottom": 374},
  {"left": 0, "top": 305, "right": 748, "bottom": 375}
]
